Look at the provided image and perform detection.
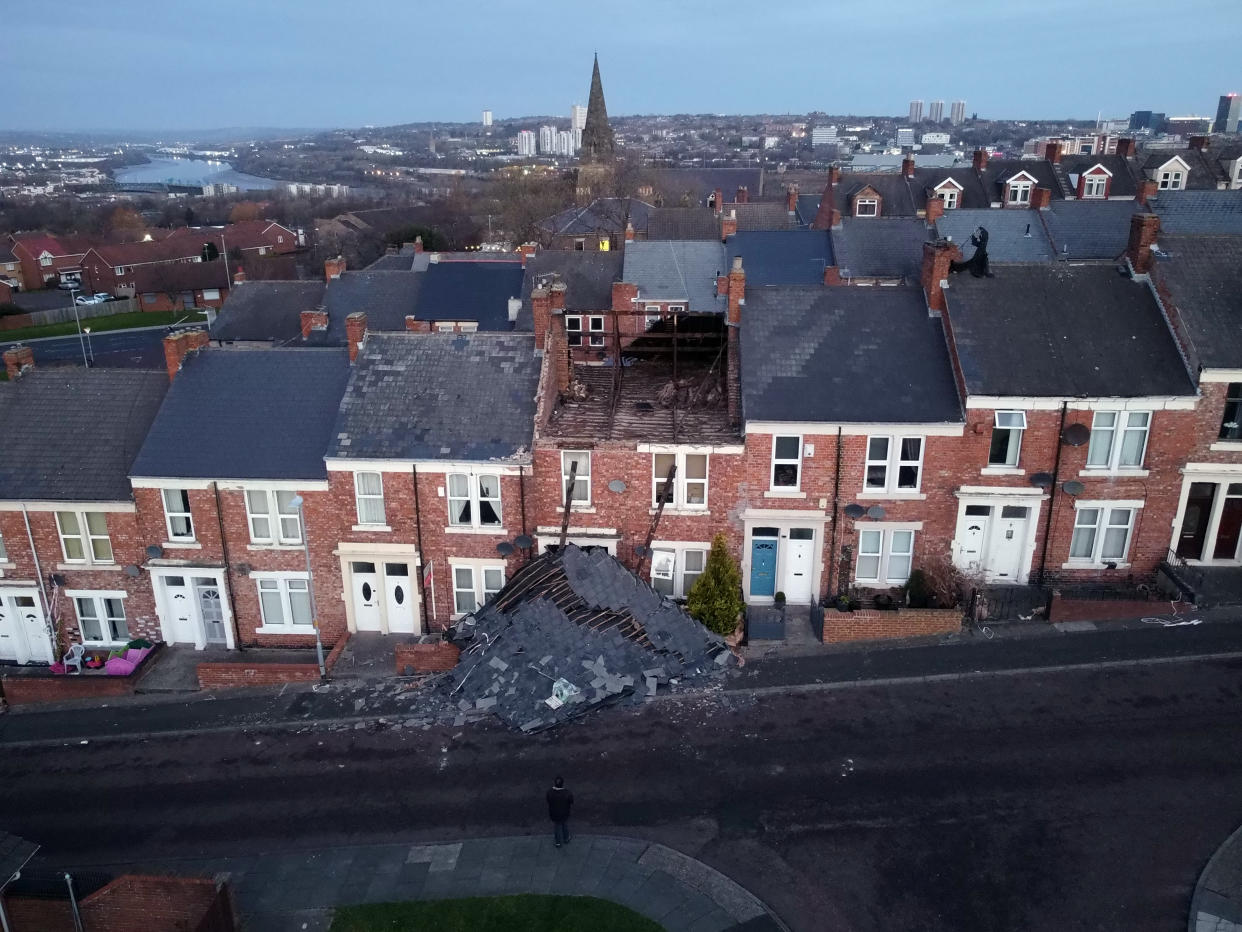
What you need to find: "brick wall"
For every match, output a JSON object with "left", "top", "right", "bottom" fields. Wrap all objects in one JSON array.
[
  {"left": 395, "top": 638, "right": 461, "bottom": 674},
  {"left": 822, "top": 607, "right": 961, "bottom": 643},
  {"left": 1, "top": 671, "right": 136, "bottom": 705},
  {"left": 197, "top": 661, "right": 321, "bottom": 688},
  {"left": 3, "top": 874, "right": 236, "bottom": 932}
]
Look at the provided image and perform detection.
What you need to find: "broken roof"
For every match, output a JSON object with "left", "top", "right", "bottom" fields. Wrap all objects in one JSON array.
[
  {"left": 446, "top": 544, "right": 732, "bottom": 731},
  {"left": 621, "top": 240, "right": 727, "bottom": 312}
]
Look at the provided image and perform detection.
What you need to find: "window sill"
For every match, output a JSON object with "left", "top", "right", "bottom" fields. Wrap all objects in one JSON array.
[
  {"left": 351, "top": 524, "right": 392, "bottom": 533},
  {"left": 0, "top": 562, "right": 14, "bottom": 571},
  {"left": 1060, "top": 561, "right": 1131, "bottom": 571},
  {"left": 648, "top": 508, "right": 710, "bottom": 516},
  {"left": 162, "top": 541, "right": 202, "bottom": 550},
  {"left": 856, "top": 492, "right": 928, "bottom": 501},
  {"left": 555, "top": 506, "right": 596, "bottom": 514},
  {"left": 1077, "top": 468, "right": 1149, "bottom": 478},
  {"left": 1210, "top": 441, "right": 1242, "bottom": 452},
  {"left": 255, "top": 625, "right": 317, "bottom": 636},
  {"left": 763, "top": 490, "right": 806, "bottom": 499},
  {"left": 980, "top": 466, "right": 1025, "bottom": 476},
  {"left": 55, "top": 562, "right": 118, "bottom": 572},
  {"left": 445, "top": 526, "right": 508, "bottom": 536},
  {"left": 246, "top": 544, "right": 304, "bottom": 552}
]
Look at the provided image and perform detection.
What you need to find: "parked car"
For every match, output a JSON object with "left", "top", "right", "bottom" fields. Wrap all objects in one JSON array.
[
  {"left": 57, "top": 279, "right": 81, "bottom": 290},
  {"left": 74, "top": 294, "right": 108, "bottom": 305}
]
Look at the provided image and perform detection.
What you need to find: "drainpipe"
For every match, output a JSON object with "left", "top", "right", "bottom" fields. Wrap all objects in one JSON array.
[
  {"left": 827, "top": 427, "right": 843, "bottom": 598},
  {"left": 213, "top": 483, "right": 244, "bottom": 650},
  {"left": 1036, "top": 401, "right": 1068, "bottom": 585},
  {"left": 21, "top": 505, "right": 53, "bottom": 657},
  {"left": 412, "top": 465, "right": 430, "bottom": 631}
]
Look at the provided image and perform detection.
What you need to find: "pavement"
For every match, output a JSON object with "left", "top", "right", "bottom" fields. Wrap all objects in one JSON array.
[
  {"left": 1192, "top": 824, "right": 1242, "bottom": 932},
  {"left": 98, "top": 835, "right": 781, "bottom": 932}
]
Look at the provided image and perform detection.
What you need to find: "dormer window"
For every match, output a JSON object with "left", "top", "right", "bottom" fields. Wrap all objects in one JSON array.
[
  {"left": 1007, "top": 182, "right": 1031, "bottom": 204},
  {"left": 936, "top": 189, "right": 958, "bottom": 209},
  {"left": 855, "top": 198, "right": 878, "bottom": 217},
  {"left": 1159, "top": 170, "right": 1184, "bottom": 190},
  {"left": 1082, "top": 175, "right": 1107, "bottom": 198}
]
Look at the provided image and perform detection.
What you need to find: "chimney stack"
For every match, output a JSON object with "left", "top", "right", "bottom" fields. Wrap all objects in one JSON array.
[
  {"left": 1126, "top": 213, "right": 1161, "bottom": 275},
  {"left": 404, "top": 315, "right": 430, "bottom": 332},
  {"left": 162, "top": 329, "right": 209, "bottom": 383},
  {"left": 1115, "top": 137, "right": 1136, "bottom": 158},
  {"left": 1045, "top": 141, "right": 1062, "bottom": 163},
  {"left": 3, "top": 345, "right": 34, "bottom": 380},
  {"left": 300, "top": 309, "right": 328, "bottom": 339},
  {"left": 1030, "top": 187, "right": 1052, "bottom": 209},
  {"left": 1136, "top": 179, "right": 1158, "bottom": 206},
  {"left": 786, "top": 184, "right": 799, "bottom": 213},
  {"left": 972, "top": 149, "right": 989, "bottom": 172},
  {"left": 413, "top": 235, "right": 424, "bottom": 253},
  {"left": 1189, "top": 135, "right": 1209, "bottom": 151},
  {"left": 901, "top": 156, "right": 916, "bottom": 179},
  {"left": 921, "top": 240, "right": 963, "bottom": 313},
  {"left": 721, "top": 208, "right": 738, "bottom": 242},
  {"left": 324, "top": 255, "right": 346, "bottom": 282},
  {"left": 726, "top": 255, "right": 745, "bottom": 326},
  {"left": 549, "top": 281, "right": 567, "bottom": 311},
  {"left": 531, "top": 287, "right": 551, "bottom": 351},
  {"left": 735, "top": 186, "right": 749, "bottom": 204},
  {"left": 925, "top": 195, "right": 945, "bottom": 225},
  {"left": 624, "top": 221, "right": 635, "bottom": 242},
  {"left": 549, "top": 312, "right": 572, "bottom": 395},
  {"left": 232, "top": 266, "right": 246, "bottom": 285},
  {"left": 345, "top": 312, "right": 367, "bottom": 364},
  {"left": 711, "top": 188, "right": 723, "bottom": 214}
]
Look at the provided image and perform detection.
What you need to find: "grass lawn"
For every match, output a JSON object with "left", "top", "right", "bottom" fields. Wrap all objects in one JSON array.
[
  {"left": 328, "top": 895, "right": 663, "bottom": 932},
  {"left": 0, "top": 310, "right": 206, "bottom": 343}
]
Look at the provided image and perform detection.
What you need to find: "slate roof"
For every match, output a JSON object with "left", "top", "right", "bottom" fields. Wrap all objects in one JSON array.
[
  {"left": 1154, "top": 233, "right": 1242, "bottom": 369},
  {"left": 1059, "top": 154, "right": 1141, "bottom": 198},
  {"left": 831, "top": 218, "right": 933, "bottom": 280},
  {"left": 834, "top": 173, "right": 921, "bottom": 216},
  {"left": 795, "top": 193, "right": 822, "bottom": 227},
  {"left": 621, "top": 241, "right": 727, "bottom": 311},
  {"left": 1142, "top": 148, "right": 1229, "bottom": 190},
  {"left": 731, "top": 202, "right": 796, "bottom": 231},
  {"left": 517, "top": 251, "right": 623, "bottom": 330},
  {"left": 646, "top": 207, "right": 719, "bottom": 241},
  {"left": 0, "top": 831, "right": 38, "bottom": 887},
  {"left": 946, "top": 265, "right": 1195, "bottom": 397},
  {"left": 981, "top": 159, "right": 1065, "bottom": 203},
  {"left": 323, "top": 269, "right": 424, "bottom": 339},
  {"left": 740, "top": 286, "right": 962, "bottom": 424},
  {"left": 411, "top": 261, "right": 524, "bottom": 331},
  {"left": 366, "top": 252, "right": 417, "bottom": 271},
  {"left": 540, "top": 198, "right": 654, "bottom": 236},
  {"left": 130, "top": 348, "right": 350, "bottom": 480},
  {"left": 935, "top": 209, "right": 1056, "bottom": 263},
  {"left": 725, "top": 231, "right": 833, "bottom": 286},
  {"left": 210, "top": 280, "right": 326, "bottom": 343},
  {"left": 328, "top": 332, "right": 538, "bottom": 462},
  {"left": 0, "top": 368, "right": 167, "bottom": 501},
  {"left": 649, "top": 167, "right": 765, "bottom": 205},
  {"left": 1042, "top": 200, "right": 1149, "bottom": 259},
  {"left": 916, "top": 166, "right": 993, "bottom": 209},
  {"left": 1151, "top": 189, "right": 1242, "bottom": 234}
]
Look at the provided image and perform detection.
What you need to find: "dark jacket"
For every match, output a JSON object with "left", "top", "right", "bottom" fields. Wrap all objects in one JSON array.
[{"left": 546, "top": 786, "right": 573, "bottom": 821}]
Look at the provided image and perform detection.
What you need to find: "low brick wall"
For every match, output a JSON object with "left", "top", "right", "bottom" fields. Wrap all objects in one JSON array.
[
  {"left": 1050, "top": 597, "right": 1172, "bottom": 623},
  {"left": 197, "top": 631, "right": 350, "bottom": 689},
  {"left": 822, "top": 607, "right": 962, "bottom": 644},
  {"left": 395, "top": 637, "right": 460, "bottom": 674},
  {"left": 2, "top": 673, "right": 136, "bottom": 706},
  {"left": 3, "top": 874, "right": 235, "bottom": 932}
]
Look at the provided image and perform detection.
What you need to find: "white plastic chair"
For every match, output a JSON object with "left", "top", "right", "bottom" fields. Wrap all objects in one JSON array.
[{"left": 62, "top": 643, "right": 85, "bottom": 675}]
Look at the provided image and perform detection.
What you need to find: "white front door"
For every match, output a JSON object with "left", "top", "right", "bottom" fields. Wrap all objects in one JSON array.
[
  {"left": 990, "top": 506, "right": 1030, "bottom": 582},
  {"left": 0, "top": 590, "right": 53, "bottom": 664},
  {"left": 193, "top": 577, "right": 228, "bottom": 644},
  {"left": 161, "top": 575, "right": 200, "bottom": 644},
  {"left": 383, "top": 562, "right": 418, "bottom": 634},
  {"left": 350, "top": 561, "right": 383, "bottom": 631},
  {"left": 782, "top": 528, "right": 815, "bottom": 604},
  {"left": 956, "top": 506, "right": 990, "bottom": 574}
]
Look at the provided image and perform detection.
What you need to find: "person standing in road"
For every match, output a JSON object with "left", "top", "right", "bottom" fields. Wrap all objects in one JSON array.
[{"left": 547, "top": 776, "right": 573, "bottom": 847}]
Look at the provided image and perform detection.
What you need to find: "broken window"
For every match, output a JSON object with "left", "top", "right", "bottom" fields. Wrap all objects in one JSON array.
[
  {"left": 771, "top": 436, "right": 801, "bottom": 489},
  {"left": 562, "top": 451, "right": 591, "bottom": 505},
  {"left": 588, "top": 316, "right": 605, "bottom": 347},
  {"left": 649, "top": 546, "right": 708, "bottom": 599},
  {"left": 652, "top": 452, "right": 708, "bottom": 508},
  {"left": 565, "top": 316, "right": 583, "bottom": 347}
]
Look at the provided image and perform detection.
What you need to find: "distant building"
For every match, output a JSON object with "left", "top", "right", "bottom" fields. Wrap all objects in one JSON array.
[
  {"left": 896, "top": 127, "right": 915, "bottom": 146},
  {"left": 556, "top": 130, "right": 577, "bottom": 156},
  {"left": 950, "top": 100, "right": 966, "bottom": 125},
  {"left": 908, "top": 100, "right": 923, "bottom": 123},
  {"left": 929, "top": 100, "right": 944, "bottom": 123},
  {"left": 1214, "top": 94, "right": 1241, "bottom": 134},
  {"left": 517, "top": 130, "right": 537, "bottom": 156},
  {"left": 921, "top": 131, "right": 950, "bottom": 146},
  {"left": 1166, "top": 115, "right": 1213, "bottom": 136},
  {"left": 571, "top": 104, "right": 587, "bottom": 132},
  {"left": 287, "top": 182, "right": 349, "bottom": 197},
  {"left": 811, "top": 125, "right": 838, "bottom": 147},
  {"left": 1129, "top": 110, "right": 1167, "bottom": 132},
  {"left": 202, "top": 182, "right": 239, "bottom": 196},
  {"left": 482, "top": 109, "right": 493, "bottom": 127},
  {"left": 538, "top": 125, "right": 556, "bottom": 154}
]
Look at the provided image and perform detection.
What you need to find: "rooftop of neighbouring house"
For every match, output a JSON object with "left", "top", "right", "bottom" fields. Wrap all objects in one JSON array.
[
  {"left": 540, "top": 198, "right": 654, "bottom": 237},
  {"left": 830, "top": 218, "right": 933, "bottom": 280},
  {"left": 209, "top": 280, "right": 327, "bottom": 343},
  {"left": 1150, "top": 189, "right": 1242, "bottom": 235},
  {"left": 935, "top": 209, "right": 1056, "bottom": 263},
  {"left": 130, "top": 347, "right": 351, "bottom": 480},
  {"left": 409, "top": 260, "right": 524, "bottom": 331},
  {"left": 329, "top": 331, "right": 539, "bottom": 462},
  {"left": 517, "top": 251, "right": 624, "bottom": 330},
  {"left": 0, "top": 367, "right": 168, "bottom": 501},
  {"left": 645, "top": 207, "right": 719, "bottom": 241},
  {"left": 620, "top": 240, "right": 727, "bottom": 312},
  {"left": 1041, "top": 200, "right": 1151, "bottom": 260},
  {"left": 740, "top": 285, "right": 963, "bottom": 424},
  {"left": 1153, "top": 233, "right": 1242, "bottom": 370},
  {"left": 946, "top": 264, "right": 1196, "bottom": 398},
  {"left": 725, "top": 231, "right": 833, "bottom": 286}
]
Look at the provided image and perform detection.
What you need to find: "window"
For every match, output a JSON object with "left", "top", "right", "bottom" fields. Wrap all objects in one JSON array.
[
  {"left": 75, "top": 595, "right": 129, "bottom": 644},
  {"left": 40, "top": 254, "right": 52, "bottom": 267},
  {"left": 667, "top": 305, "right": 685, "bottom": 315},
  {"left": 588, "top": 316, "right": 605, "bottom": 347},
  {"left": 1221, "top": 383, "right": 1242, "bottom": 440},
  {"left": 447, "top": 473, "right": 502, "bottom": 527},
  {"left": 936, "top": 189, "right": 958, "bottom": 209},
  {"left": 652, "top": 452, "right": 708, "bottom": 509},
  {"left": 0, "top": 529, "right": 6, "bottom": 562},
  {"left": 855, "top": 529, "right": 915, "bottom": 584},
  {"left": 566, "top": 315, "right": 583, "bottom": 346},
  {"left": 650, "top": 547, "right": 707, "bottom": 598},
  {"left": 574, "top": 238, "right": 585, "bottom": 251},
  {"left": 56, "top": 511, "right": 113, "bottom": 564},
  {"left": 256, "top": 576, "right": 313, "bottom": 629},
  {"left": 1069, "top": 506, "right": 1135, "bottom": 564},
  {"left": 1158, "top": 170, "right": 1183, "bottom": 190},
  {"left": 561, "top": 451, "right": 591, "bottom": 506},
  {"left": 452, "top": 564, "right": 504, "bottom": 614},
  {"left": 1086, "top": 411, "right": 1150, "bottom": 470},
  {"left": 162, "top": 489, "right": 194, "bottom": 541},
  {"left": 244, "top": 489, "right": 302, "bottom": 544},
  {"left": 864, "top": 436, "right": 923, "bottom": 493},
  {"left": 202, "top": 288, "right": 220, "bottom": 301},
  {"left": 1083, "top": 175, "right": 1107, "bottom": 198},
  {"left": 771, "top": 436, "right": 801, "bottom": 489},
  {"left": 644, "top": 305, "right": 661, "bottom": 330},
  {"left": 989, "top": 411, "right": 1027, "bottom": 467},
  {"left": 855, "top": 198, "right": 878, "bottom": 217},
  {"left": 354, "top": 472, "right": 385, "bottom": 526},
  {"left": 1007, "top": 182, "right": 1032, "bottom": 204}
]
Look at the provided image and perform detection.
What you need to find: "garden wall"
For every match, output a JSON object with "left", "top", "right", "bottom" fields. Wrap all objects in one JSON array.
[
  {"left": 395, "top": 637, "right": 461, "bottom": 674},
  {"left": 196, "top": 631, "right": 350, "bottom": 689},
  {"left": 821, "top": 607, "right": 962, "bottom": 644}
]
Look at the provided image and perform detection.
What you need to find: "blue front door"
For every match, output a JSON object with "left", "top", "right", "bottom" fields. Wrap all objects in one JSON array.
[{"left": 750, "top": 536, "right": 778, "bottom": 598}]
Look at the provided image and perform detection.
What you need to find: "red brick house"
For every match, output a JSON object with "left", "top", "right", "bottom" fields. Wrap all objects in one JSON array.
[
  {"left": 132, "top": 259, "right": 229, "bottom": 312},
  {"left": 8, "top": 233, "right": 88, "bottom": 290}
]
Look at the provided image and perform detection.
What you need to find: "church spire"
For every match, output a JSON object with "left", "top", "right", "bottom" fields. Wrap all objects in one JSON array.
[{"left": 580, "top": 53, "right": 615, "bottom": 163}]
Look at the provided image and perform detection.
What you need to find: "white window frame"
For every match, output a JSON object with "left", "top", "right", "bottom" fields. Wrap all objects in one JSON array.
[
  {"left": 0, "top": 529, "right": 7, "bottom": 562},
  {"left": 56, "top": 510, "right": 114, "bottom": 564},
  {"left": 354, "top": 471, "right": 386, "bottom": 526},
  {"left": 1085, "top": 411, "right": 1150, "bottom": 471},
  {"left": 652, "top": 452, "right": 709, "bottom": 509},
  {"left": 450, "top": 562, "right": 505, "bottom": 617},
  {"left": 667, "top": 304, "right": 685, "bottom": 315},
  {"left": 1068, "top": 505, "right": 1137, "bottom": 565},
  {"left": 74, "top": 593, "right": 129, "bottom": 645},
  {"left": 1082, "top": 175, "right": 1107, "bottom": 198},
  {"left": 1007, "top": 182, "right": 1032, "bottom": 204},
  {"left": 565, "top": 315, "right": 583, "bottom": 347},
  {"left": 864, "top": 435, "right": 924, "bottom": 493},
  {"left": 936, "top": 189, "right": 958, "bottom": 209},
  {"left": 854, "top": 528, "right": 916, "bottom": 585},
  {"left": 561, "top": 451, "right": 591, "bottom": 507},
  {"left": 989, "top": 411, "right": 1027, "bottom": 467},
  {"left": 644, "top": 305, "right": 661, "bottom": 329},
  {"left": 1221, "top": 383, "right": 1242, "bottom": 440},
  {"left": 649, "top": 544, "right": 708, "bottom": 599},
  {"left": 162, "top": 488, "right": 195, "bottom": 542},
  {"left": 1158, "top": 170, "right": 1183, "bottom": 190},
  {"left": 446, "top": 472, "right": 503, "bottom": 528},
  {"left": 202, "top": 288, "right": 220, "bottom": 301},
  {"left": 588, "top": 315, "right": 605, "bottom": 347},
  {"left": 770, "top": 435, "right": 802, "bottom": 490},
  {"left": 855, "top": 197, "right": 878, "bottom": 217},
  {"left": 254, "top": 573, "right": 314, "bottom": 632},
  {"left": 244, "top": 488, "right": 302, "bottom": 545}
]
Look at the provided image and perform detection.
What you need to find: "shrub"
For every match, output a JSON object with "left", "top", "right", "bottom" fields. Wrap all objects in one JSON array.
[{"left": 685, "top": 532, "right": 744, "bottom": 636}]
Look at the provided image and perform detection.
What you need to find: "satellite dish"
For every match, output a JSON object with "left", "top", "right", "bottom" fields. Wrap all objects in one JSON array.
[
  {"left": 145, "top": 544, "right": 164, "bottom": 559},
  {"left": 633, "top": 545, "right": 649, "bottom": 557},
  {"left": 608, "top": 479, "right": 627, "bottom": 493},
  {"left": 1061, "top": 480, "right": 1085, "bottom": 496},
  {"left": 513, "top": 535, "right": 534, "bottom": 549},
  {"left": 495, "top": 541, "right": 515, "bottom": 557},
  {"left": 1029, "top": 472, "right": 1055, "bottom": 487},
  {"left": 843, "top": 503, "right": 866, "bottom": 519},
  {"left": 1060, "top": 423, "right": 1090, "bottom": 447},
  {"left": 235, "top": 563, "right": 252, "bottom": 576},
  {"left": 123, "top": 564, "right": 141, "bottom": 577},
  {"left": 867, "top": 505, "right": 886, "bottom": 520}
]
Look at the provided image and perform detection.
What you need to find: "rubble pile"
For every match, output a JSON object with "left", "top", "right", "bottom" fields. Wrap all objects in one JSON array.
[{"left": 445, "top": 544, "right": 733, "bottom": 732}]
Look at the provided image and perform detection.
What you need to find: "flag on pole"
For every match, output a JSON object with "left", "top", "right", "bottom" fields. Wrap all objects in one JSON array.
[{"left": 422, "top": 560, "right": 433, "bottom": 589}]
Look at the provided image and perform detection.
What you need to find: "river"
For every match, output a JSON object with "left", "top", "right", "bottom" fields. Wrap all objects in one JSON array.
[{"left": 113, "top": 156, "right": 284, "bottom": 190}]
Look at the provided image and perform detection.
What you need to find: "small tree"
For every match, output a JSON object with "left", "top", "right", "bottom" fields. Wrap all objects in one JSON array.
[{"left": 685, "top": 533, "right": 744, "bottom": 637}]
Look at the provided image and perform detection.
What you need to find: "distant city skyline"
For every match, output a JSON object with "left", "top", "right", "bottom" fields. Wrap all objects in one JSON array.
[{"left": 5, "top": 0, "right": 1240, "bottom": 131}]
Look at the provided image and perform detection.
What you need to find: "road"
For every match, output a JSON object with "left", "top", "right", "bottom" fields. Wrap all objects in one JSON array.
[
  {"left": 3, "top": 652, "right": 1241, "bottom": 931},
  {"left": 4, "top": 324, "right": 171, "bottom": 368}
]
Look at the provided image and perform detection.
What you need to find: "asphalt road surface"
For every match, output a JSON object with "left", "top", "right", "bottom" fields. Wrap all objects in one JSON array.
[
  {"left": 5, "top": 324, "right": 171, "bottom": 369},
  {"left": 3, "top": 654, "right": 1240, "bottom": 931}
]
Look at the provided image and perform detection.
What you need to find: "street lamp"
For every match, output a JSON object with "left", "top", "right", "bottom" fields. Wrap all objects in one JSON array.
[
  {"left": 82, "top": 326, "right": 94, "bottom": 365},
  {"left": 67, "top": 288, "right": 88, "bottom": 368},
  {"left": 288, "top": 494, "right": 327, "bottom": 679}
]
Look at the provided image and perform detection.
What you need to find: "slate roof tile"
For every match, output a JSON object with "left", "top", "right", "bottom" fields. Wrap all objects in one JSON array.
[
  {"left": 831, "top": 218, "right": 932, "bottom": 280},
  {"left": 621, "top": 241, "right": 727, "bottom": 312},
  {"left": 725, "top": 231, "right": 833, "bottom": 286},
  {"left": 1153, "top": 233, "right": 1242, "bottom": 369},
  {"left": 1151, "top": 189, "right": 1242, "bottom": 235},
  {"left": 936, "top": 209, "right": 1056, "bottom": 263},
  {"left": 1041, "top": 200, "right": 1150, "bottom": 260},
  {"left": 411, "top": 261, "right": 524, "bottom": 331}
]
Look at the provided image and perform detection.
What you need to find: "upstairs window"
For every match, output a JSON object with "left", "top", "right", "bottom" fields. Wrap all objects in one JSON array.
[
  {"left": 1086, "top": 411, "right": 1150, "bottom": 471},
  {"left": 864, "top": 436, "right": 923, "bottom": 493},
  {"left": 1083, "top": 175, "right": 1107, "bottom": 198},
  {"left": 56, "top": 511, "right": 113, "bottom": 564},
  {"left": 354, "top": 472, "right": 386, "bottom": 526},
  {"left": 1007, "top": 182, "right": 1032, "bottom": 204},
  {"left": 245, "top": 489, "right": 302, "bottom": 545},
  {"left": 1158, "top": 170, "right": 1184, "bottom": 190},
  {"left": 652, "top": 452, "right": 708, "bottom": 509},
  {"left": 644, "top": 305, "right": 661, "bottom": 330},
  {"left": 566, "top": 316, "right": 583, "bottom": 347},
  {"left": 936, "top": 189, "right": 958, "bottom": 209},
  {"left": 770, "top": 436, "right": 802, "bottom": 489},
  {"left": 162, "top": 489, "right": 195, "bottom": 541},
  {"left": 855, "top": 198, "right": 878, "bottom": 217},
  {"left": 0, "top": 530, "right": 8, "bottom": 562},
  {"left": 561, "top": 451, "right": 591, "bottom": 506},
  {"left": 989, "top": 411, "right": 1027, "bottom": 467},
  {"left": 588, "top": 316, "right": 605, "bottom": 347},
  {"left": 447, "top": 473, "right": 502, "bottom": 528},
  {"left": 1220, "top": 383, "right": 1241, "bottom": 440}
]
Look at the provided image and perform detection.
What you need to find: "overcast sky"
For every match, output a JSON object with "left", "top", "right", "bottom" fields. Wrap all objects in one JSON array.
[{"left": 7, "top": 0, "right": 1241, "bottom": 132}]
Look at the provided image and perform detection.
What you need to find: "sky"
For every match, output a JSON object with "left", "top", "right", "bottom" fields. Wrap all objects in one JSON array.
[{"left": 6, "top": 0, "right": 1242, "bottom": 132}]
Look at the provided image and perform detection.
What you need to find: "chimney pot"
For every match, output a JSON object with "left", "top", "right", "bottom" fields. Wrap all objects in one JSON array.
[
  {"left": 711, "top": 188, "right": 723, "bottom": 213},
  {"left": 232, "top": 266, "right": 246, "bottom": 285},
  {"left": 624, "top": 221, "right": 635, "bottom": 242},
  {"left": 413, "top": 235, "right": 424, "bottom": 253},
  {"left": 902, "top": 156, "right": 915, "bottom": 178},
  {"left": 786, "top": 184, "right": 798, "bottom": 213},
  {"left": 736, "top": 185, "right": 749, "bottom": 204},
  {"left": 324, "top": 255, "right": 346, "bottom": 281},
  {"left": 345, "top": 312, "right": 367, "bottom": 364}
]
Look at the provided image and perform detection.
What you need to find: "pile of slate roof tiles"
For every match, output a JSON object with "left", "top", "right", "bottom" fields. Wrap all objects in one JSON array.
[{"left": 445, "top": 544, "right": 734, "bottom": 732}]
